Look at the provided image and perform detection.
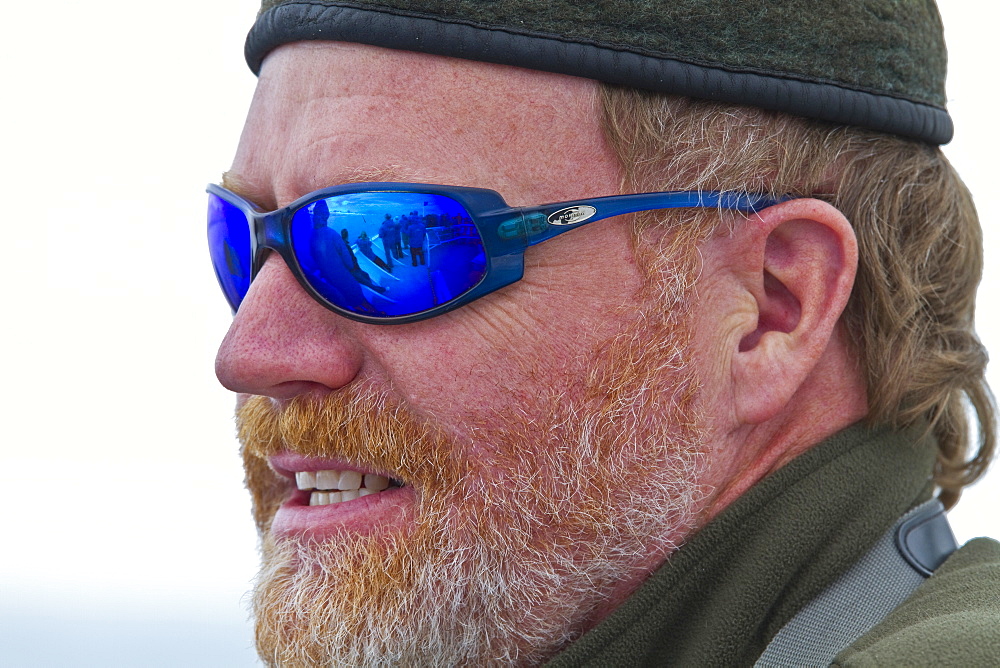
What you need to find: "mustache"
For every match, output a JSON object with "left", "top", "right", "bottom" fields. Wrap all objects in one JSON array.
[
  {"left": 237, "top": 389, "right": 456, "bottom": 478},
  {"left": 237, "top": 388, "right": 459, "bottom": 534}
]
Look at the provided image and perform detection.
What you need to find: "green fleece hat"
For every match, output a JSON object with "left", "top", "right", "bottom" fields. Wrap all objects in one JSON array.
[{"left": 245, "top": 0, "right": 952, "bottom": 144}]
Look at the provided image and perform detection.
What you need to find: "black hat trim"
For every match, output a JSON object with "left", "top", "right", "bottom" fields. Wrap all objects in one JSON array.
[{"left": 245, "top": 2, "right": 953, "bottom": 144}]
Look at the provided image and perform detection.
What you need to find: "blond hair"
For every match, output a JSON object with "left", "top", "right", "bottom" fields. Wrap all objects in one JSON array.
[{"left": 599, "top": 86, "right": 995, "bottom": 508}]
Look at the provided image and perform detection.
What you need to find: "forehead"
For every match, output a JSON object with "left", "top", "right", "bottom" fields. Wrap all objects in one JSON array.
[{"left": 229, "top": 42, "right": 622, "bottom": 209}]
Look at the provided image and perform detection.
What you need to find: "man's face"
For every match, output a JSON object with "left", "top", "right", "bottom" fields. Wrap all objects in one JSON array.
[{"left": 217, "top": 42, "right": 711, "bottom": 665}]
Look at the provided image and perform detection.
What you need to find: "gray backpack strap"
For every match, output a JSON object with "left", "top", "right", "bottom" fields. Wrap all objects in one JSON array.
[{"left": 754, "top": 499, "right": 957, "bottom": 667}]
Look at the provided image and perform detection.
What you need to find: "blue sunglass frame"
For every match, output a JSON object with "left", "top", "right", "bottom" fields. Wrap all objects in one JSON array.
[{"left": 207, "top": 182, "right": 782, "bottom": 325}]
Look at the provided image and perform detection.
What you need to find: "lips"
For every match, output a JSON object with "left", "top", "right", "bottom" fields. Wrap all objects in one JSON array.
[{"left": 268, "top": 452, "right": 413, "bottom": 540}]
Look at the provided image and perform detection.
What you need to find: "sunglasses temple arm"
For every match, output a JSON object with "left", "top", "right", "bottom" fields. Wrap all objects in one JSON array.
[{"left": 507, "top": 191, "right": 782, "bottom": 247}]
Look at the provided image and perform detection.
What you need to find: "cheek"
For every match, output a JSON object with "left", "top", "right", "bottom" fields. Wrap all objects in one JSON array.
[
  {"left": 362, "top": 222, "right": 647, "bottom": 432},
  {"left": 367, "top": 313, "right": 594, "bottom": 431},
  {"left": 361, "top": 295, "right": 626, "bottom": 448}
]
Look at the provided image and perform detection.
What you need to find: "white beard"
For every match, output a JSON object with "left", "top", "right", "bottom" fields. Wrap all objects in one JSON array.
[{"left": 242, "top": 266, "right": 707, "bottom": 666}]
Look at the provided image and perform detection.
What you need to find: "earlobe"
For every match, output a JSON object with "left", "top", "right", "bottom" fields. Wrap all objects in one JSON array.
[{"left": 731, "top": 199, "right": 858, "bottom": 425}]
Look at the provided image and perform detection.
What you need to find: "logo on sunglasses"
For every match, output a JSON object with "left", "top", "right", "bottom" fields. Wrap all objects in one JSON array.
[{"left": 547, "top": 205, "right": 598, "bottom": 226}]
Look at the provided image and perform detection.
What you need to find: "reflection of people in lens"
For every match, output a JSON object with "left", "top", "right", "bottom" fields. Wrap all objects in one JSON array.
[
  {"left": 357, "top": 230, "right": 391, "bottom": 272},
  {"left": 379, "top": 214, "right": 403, "bottom": 266},
  {"left": 308, "top": 201, "right": 372, "bottom": 311},
  {"left": 391, "top": 217, "right": 404, "bottom": 259},
  {"left": 407, "top": 216, "right": 427, "bottom": 266},
  {"left": 341, "top": 228, "right": 386, "bottom": 293},
  {"left": 340, "top": 228, "right": 361, "bottom": 270}
]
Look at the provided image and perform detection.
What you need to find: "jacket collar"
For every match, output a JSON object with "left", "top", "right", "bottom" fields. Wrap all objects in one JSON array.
[{"left": 546, "top": 422, "right": 937, "bottom": 666}]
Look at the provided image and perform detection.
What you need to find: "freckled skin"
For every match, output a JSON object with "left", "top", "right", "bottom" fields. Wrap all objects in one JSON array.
[
  {"left": 217, "top": 45, "right": 698, "bottom": 635},
  {"left": 216, "top": 43, "right": 650, "bottom": 440},
  {"left": 215, "top": 42, "right": 868, "bottom": 640}
]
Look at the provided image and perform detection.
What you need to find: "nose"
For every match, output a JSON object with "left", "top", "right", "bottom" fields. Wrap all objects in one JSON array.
[{"left": 215, "top": 254, "right": 364, "bottom": 399}]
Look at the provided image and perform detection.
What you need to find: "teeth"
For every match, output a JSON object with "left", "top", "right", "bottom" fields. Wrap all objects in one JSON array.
[
  {"left": 315, "top": 470, "right": 339, "bottom": 490},
  {"left": 364, "top": 474, "right": 390, "bottom": 491},
  {"left": 295, "top": 471, "right": 316, "bottom": 490},
  {"left": 296, "top": 468, "right": 398, "bottom": 507},
  {"left": 338, "top": 470, "right": 363, "bottom": 491}
]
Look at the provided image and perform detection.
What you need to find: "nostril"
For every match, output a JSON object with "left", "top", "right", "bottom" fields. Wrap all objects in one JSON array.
[{"left": 213, "top": 258, "right": 365, "bottom": 398}]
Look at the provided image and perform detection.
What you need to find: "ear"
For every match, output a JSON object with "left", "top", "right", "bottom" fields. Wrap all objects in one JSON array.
[{"left": 728, "top": 199, "right": 858, "bottom": 425}]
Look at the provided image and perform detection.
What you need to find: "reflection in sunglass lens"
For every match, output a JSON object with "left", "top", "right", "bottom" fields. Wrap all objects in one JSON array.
[
  {"left": 289, "top": 192, "right": 487, "bottom": 318},
  {"left": 208, "top": 192, "right": 253, "bottom": 311}
]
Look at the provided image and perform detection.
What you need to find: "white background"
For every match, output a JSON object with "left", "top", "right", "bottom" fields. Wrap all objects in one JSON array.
[{"left": 1, "top": 2, "right": 996, "bottom": 665}]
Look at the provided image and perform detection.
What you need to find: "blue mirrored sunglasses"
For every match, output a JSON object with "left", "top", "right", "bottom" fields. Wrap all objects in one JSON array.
[{"left": 207, "top": 182, "right": 782, "bottom": 325}]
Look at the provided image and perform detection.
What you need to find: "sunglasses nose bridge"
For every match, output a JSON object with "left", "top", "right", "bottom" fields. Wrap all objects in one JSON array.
[{"left": 247, "top": 210, "right": 294, "bottom": 278}]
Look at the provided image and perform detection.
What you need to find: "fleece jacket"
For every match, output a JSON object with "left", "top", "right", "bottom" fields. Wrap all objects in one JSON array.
[{"left": 543, "top": 423, "right": 1000, "bottom": 667}]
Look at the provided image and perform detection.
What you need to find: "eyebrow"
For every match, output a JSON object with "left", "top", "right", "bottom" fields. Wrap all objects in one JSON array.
[
  {"left": 340, "top": 166, "right": 425, "bottom": 184},
  {"left": 217, "top": 166, "right": 435, "bottom": 210},
  {"left": 219, "top": 171, "right": 264, "bottom": 206}
]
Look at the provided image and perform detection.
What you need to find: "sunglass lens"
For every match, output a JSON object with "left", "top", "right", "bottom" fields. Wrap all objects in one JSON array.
[
  {"left": 290, "top": 192, "right": 487, "bottom": 318},
  {"left": 208, "top": 192, "right": 253, "bottom": 311}
]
